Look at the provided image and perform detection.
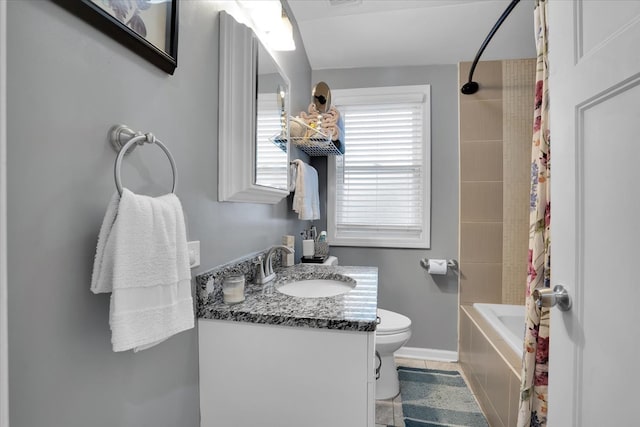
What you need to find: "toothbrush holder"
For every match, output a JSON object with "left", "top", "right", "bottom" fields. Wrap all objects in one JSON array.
[{"left": 314, "top": 241, "right": 330, "bottom": 257}]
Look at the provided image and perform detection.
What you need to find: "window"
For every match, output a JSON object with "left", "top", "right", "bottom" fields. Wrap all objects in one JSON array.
[{"left": 327, "top": 85, "right": 431, "bottom": 248}]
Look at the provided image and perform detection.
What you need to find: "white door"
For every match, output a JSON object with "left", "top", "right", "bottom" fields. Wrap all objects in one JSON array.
[{"left": 549, "top": 1, "right": 640, "bottom": 426}]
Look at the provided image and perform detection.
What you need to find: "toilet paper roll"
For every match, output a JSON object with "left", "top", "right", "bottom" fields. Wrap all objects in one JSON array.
[{"left": 428, "top": 259, "right": 448, "bottom": 275}]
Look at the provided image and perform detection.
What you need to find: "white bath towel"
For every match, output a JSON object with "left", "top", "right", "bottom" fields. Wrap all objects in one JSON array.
[
  {"left": 292, "top": 159, "right": 320, "bottom": 220},
  {"left": 91, "top": 189, "right": 194, "bottom": 352}
]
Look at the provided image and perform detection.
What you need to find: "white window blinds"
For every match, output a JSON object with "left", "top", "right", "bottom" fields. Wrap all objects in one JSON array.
[
  {"left": 255, "top": 94, "right": 288, "bottom": 190},
  {"left": 328, "top": 85, "right": 431, "bottom": 248}
]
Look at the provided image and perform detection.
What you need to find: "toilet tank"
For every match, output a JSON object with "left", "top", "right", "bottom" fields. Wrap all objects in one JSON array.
[{"left": 322, "top": 256, "right": 338, "bottom": 266}]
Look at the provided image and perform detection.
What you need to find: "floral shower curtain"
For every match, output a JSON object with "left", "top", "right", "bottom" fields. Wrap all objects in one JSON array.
[{"left": 517, "top": 0, "right": 550, "bottom": 426}]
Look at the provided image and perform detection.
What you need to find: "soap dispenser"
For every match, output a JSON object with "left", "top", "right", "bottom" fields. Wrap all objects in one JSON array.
[{"left": 282, "top": 235, "right": 295, "bottom": 267}]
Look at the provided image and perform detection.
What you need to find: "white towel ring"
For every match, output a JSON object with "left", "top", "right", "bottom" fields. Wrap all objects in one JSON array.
[{"left": 112, "top": 127, "right": 177, "bottom": 197}]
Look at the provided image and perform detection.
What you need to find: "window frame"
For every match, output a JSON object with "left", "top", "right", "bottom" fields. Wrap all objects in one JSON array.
[{"left": 327, "top": 85, "right": 431, "bottom": 249}]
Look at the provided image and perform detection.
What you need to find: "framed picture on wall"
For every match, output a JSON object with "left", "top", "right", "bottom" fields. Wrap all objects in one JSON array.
[{"left": 52, "top": 0, "right": 179, "bottom": 75}]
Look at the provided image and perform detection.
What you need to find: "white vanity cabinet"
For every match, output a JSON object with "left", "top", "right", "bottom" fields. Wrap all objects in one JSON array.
[
  {"left": 198, "top": 319, "right": 376, "bottom": 427},
  {"left": 196, "top": 264, "right": 378, "bottom": 426}
]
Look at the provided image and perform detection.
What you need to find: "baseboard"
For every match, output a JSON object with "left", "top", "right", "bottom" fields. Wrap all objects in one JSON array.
[{"left": 395, "top": 346, "right": 458, "bottom": 362}]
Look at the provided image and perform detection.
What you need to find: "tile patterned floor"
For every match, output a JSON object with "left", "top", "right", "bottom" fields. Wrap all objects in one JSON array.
[{"left": 375, "top": 357, "right": 471, "bottom": 427}]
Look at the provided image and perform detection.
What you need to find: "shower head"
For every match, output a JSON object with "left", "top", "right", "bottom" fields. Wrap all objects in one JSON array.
[{"left": 460, "top": 81, "right": 479, "bottom": 95}]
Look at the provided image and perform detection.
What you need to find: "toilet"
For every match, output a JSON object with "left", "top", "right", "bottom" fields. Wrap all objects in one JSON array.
[{"left": 375, "top": 308, "right": 412, "bottom": 400}]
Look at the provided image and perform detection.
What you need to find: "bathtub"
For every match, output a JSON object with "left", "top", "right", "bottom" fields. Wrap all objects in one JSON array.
[
  {"left": 459, "top": 303, "right": 524, "bottom": 426},
  {"left": 473, "top": 303, "right": 525, "bottom": 356}
]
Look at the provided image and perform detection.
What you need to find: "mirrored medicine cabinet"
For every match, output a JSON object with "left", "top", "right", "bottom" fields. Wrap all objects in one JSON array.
[{"left": 218, "top": 11, "right": 291, "bottom": 204}]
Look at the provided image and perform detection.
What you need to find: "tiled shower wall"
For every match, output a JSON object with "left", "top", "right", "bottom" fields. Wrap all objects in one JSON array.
[
  {"left": 502, "top": 59, "right": 536, "bottom": 304},
  {"left": 459, "top": 59, "right": 535, "bottom": 306}
]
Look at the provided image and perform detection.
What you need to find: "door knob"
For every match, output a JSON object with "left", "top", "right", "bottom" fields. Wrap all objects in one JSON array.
[{"left": 532, "top": 284, "right": 572, "bottom": 311}]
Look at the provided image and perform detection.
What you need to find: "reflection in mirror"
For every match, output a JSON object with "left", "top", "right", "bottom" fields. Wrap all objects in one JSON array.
[
  {"left": 218, "top": 11, "right": 289, "bottom": 204},
  {"left": 255, "top": 40, "right": 289, "bottom": 190}
]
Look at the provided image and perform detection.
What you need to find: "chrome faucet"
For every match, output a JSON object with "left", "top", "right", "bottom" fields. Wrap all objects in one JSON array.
[{"left": 256, "top": 245, "right": 295, "bottom": 285}]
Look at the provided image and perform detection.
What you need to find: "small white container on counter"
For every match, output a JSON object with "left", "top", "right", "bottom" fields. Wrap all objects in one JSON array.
[
  {"left": 223, "top": 274, "right": 245, "bottom": 304},
  {"left": 282, "top": 235, "right": 295, "bottom": 267},
  {"left": 302, "top": 239, "right": 315, "bottom": 257}
]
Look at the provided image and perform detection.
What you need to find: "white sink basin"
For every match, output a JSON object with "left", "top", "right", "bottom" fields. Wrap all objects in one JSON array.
[{"left": 277, "top": 278, "right": 356, "bottom": 298}]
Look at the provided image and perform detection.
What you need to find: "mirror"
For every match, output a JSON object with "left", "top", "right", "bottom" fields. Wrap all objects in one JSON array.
[
  {"left": 255, "top": 42, "right": 289, "bottom": 190},
  {"left": 218, "top": 11, "right": 290, "bottom": 204}
]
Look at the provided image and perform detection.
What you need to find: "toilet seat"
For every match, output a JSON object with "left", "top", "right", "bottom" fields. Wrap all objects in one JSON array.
[{"left": 376, "top": 308, "right": 411, "bottom": 336}]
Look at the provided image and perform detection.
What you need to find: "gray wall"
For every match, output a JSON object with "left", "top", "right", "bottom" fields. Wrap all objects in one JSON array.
[
  {"left": 6, "top": 2, "right": 311, "bottom": 427},
  {"left": 312, "top": 66, "right": 459, "bottom": 351}
]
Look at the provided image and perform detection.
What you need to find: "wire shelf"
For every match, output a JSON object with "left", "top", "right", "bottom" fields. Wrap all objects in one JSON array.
[
  {"left": 292, "top": 136, "right": 342, "bottom": 156},
  {"left": 289, "top": 117, "right": 343, "bottom": 156},
  {"left": 269, "top": 135, "right": 288, "bottom": 153}
]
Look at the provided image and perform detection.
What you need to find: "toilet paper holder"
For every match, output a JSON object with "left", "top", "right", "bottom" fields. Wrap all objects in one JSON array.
[{"left": 419, "top": 258, "right": 458, "bottom": 273}]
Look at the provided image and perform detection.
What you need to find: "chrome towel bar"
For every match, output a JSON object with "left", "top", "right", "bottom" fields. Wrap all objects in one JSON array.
[{"left": 109, "top": 124, "right": 177, "bottom": 197}]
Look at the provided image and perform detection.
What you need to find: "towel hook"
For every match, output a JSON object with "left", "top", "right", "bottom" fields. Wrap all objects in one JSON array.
[{"left": 110, "top": 124, "right": 177, "bottom": 197}]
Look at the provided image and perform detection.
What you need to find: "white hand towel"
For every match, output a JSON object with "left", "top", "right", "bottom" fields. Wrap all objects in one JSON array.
[
  {"left": 91, "top": 189, "right": 194, "bottom": 352},
  {"left": 292, "top": 159, "right": 320, "bottom": 220}
]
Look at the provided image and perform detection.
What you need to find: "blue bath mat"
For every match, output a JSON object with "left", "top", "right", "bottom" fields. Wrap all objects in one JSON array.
[{"left": 397, "top": 367, "right": 488, "bottom": 427}]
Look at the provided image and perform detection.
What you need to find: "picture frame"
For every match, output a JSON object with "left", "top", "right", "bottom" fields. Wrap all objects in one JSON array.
[{"left": 52, "top": 0, "right": 178, "bottom": 75}]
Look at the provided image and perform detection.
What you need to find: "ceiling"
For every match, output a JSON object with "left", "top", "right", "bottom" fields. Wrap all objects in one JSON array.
[{"left": 286, "top": 0, "right": 536, "bottom": 70}]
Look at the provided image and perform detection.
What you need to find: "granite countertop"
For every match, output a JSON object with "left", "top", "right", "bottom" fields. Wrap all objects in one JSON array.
[{"left": 197, "top": 264, "right": 378, "bottom": 332}]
